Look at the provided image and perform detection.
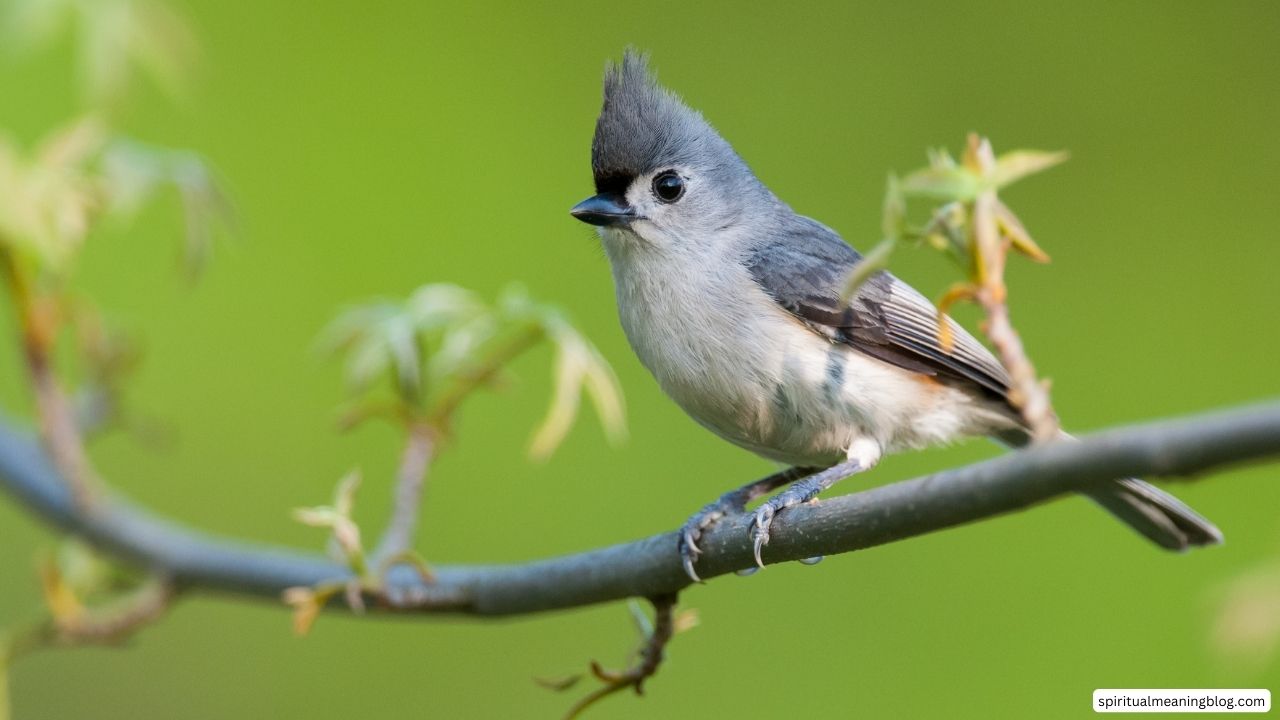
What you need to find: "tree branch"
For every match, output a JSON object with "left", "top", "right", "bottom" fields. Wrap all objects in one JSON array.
[
  {"left": 371, "top": 421, "right": 436, "bottom": 565},
  {"left": 1, "top": 402, "right": 1278, "bottom": 618}
]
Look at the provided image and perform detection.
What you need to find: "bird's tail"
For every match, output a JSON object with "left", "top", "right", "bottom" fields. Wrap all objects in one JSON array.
[
  {"left": 995, "top": 429, "right": 1223, "bottom": 550},
  {"left": 1084, "top": 477, "right": 1222, "bottom": 549}
]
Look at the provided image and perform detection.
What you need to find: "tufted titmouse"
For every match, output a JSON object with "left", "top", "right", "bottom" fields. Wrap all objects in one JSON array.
[{"left": 570, "top": 51, "right": 1221, "bottom": 582}]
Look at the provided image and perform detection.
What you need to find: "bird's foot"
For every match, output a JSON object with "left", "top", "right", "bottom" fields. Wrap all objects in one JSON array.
[
  {"left": 677, "top": 497, "right": 738, "bottom": 583},
  {"left": 747, "top": 456, "right": 871, "bottom": 568},
  {"left": 748, "top": 480, "right": 824, "bottom": 568},
  {"left": 676, "top": 467, "right": 809, "bottom": 583}
]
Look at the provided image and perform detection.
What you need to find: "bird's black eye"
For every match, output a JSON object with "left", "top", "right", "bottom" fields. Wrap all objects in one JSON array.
[{"left": 651, "top": 171, "right": 685, "bottom": 203}]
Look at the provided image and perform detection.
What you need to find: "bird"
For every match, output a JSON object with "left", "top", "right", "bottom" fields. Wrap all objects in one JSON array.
[{"left": 569, "top": 50, "right": 1222, "bottom": 582}]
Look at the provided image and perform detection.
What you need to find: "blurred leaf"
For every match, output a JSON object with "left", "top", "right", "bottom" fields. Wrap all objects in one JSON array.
[
  {"left": 580, "top": 348, "right": 626, "bottom": 445},
  {"left": 529, "top": 317, "right": 626, "bottom": 460},
  {"left": 428, "top": 313, "right": 499, "bottom": 384},
  {"left": 839, "top": 238, "right": 895, "bottom": 303},
  {"left": 529, "top": 329, "right": 589, "bottom": 461},
  {"left": 925, "top": 147, "right": 956, "bottom": 170},
  {"left": 1212, "top": 560, "right": 1280, "bottom": 673},
  {"left": 900, "top": 164, "right": 979, "bottom": 201},
  {"left": 347, "top": 326, "right": 394, "bottom": 391},
  {"left": 994, "top": 200, "right": 1050, "bottom": 263},
  {"left": 990, "top": 149, "right": 1068, "bottom": 190},
  {"left": 881, "top": 174, "right": 905, "bottom": 242},
  {"left": 0, "top": 122, "right": 229, "bottom": 277},
  {"left": 900, "top": 142, "right": 1066, "bottom": 206},
  {"left": 37, "top": 553, "right": 84, "bottom": 626},
  {"left": 920, "top": 200, "right": 968, "bottom": 264},
  {"left": 322, "top": 283, "right": 625, "bottom": 458},
  {"left": 4, "top": 0, "right": 198, "bottom": 107},
  {"left": 101, "top": 139, "right": 233, "bottom": 275},
  {"left": 293, "top": 470, "right": 366, "bottom": 576},
  {"left": 534, "top": 674, "right": 583, "bottom": 692},
  {"left": 0, "top": 118, "right": 108, "bottom": 270},
  {"left": 673, "top": 608, "right": 699, "bottom": 634},
  {"left": 406, "top": 283, "right": 485, "bottom": 329},
  {"left": 321, "top": 284, "right": 487, "bottom": 402},
  {"left": 2, "top": 0, "right": 71, "bottom": 50},
  {"left": 281, "top": 584, "right": 342, "bottom": 637},
  {"left": 319, "top": 303, "right": 401, "bottom": 391},
  {"left": 383, "top": 314, "right": 421, "bottom": 398},
  {"left": 934, "top": 283, "right": 977, "bottom": 353}
]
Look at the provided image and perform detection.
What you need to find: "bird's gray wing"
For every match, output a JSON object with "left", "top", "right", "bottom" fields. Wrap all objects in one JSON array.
[{"left": 744, "top": 215, "right": 1012, "bottom": 401}]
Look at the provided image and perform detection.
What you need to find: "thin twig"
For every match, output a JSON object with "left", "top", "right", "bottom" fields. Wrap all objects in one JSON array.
[
  {"left": 563, "top": 593, "right": 678, "bottom": 719},
  {"left": 0, "top": 249, "right": 101, "bottom": 508},
  {"left": 372, "top": 421, "right": 436, "bottom": 564},
  {"left": 966, "top": 135, "right": 1060, "bottom": 442},
  {"left": 427, "top": 325, "right": 543, "bottom": 425},
  {"left": 46, "top": 577, "right": 175, "bottom": 645},
  {"left": 981, "top": 291, "right": 1057, "bottom": 439},
  {"left": 0, "top": 401, "right": 1275, "bottom": 618}
]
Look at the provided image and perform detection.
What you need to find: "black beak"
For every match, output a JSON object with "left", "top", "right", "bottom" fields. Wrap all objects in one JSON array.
[{"left": 570, "top": 193, "right": 635, "bottom": 227}]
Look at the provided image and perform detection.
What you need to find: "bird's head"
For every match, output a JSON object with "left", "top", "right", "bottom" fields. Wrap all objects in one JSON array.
[{"left": 571, "top": 50, "right": 772, "bottom": 253}]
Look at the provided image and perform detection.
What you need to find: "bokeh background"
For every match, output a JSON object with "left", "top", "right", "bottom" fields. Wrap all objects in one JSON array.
[{"left": 2, "top": 1, "right": 1279, "bottom": 717}]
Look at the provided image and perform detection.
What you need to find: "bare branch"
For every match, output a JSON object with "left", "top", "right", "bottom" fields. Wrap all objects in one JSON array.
[
  {"left": 964, "top": 134, "right": 1059, "bottom": 442},
  {"left": 371, "top": 422, "right": 437, "bottom": 564},
  {"left": 0, "top": 402, "right": 1277, "bottom": 618},
  {"left": 0, "top": 248, "right": 102, "bottom": 508},
  {"left": 561, "top": 593, "right": 680, "bottom": 719}
]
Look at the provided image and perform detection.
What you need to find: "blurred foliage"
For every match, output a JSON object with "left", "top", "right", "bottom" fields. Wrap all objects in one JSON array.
[
  {"left": 0, "top": 119, "right": 227, "bottom": 277},
  {"left": 1213, "top": 557, "right": 1280, "bottom": 673},
  {"left": 0, "top": 1, "right": 1277, "bottom": 719},
  {"left": 548, "top": 598, "right": 699, "bottom": 720},
  {"left": 843, "top": 137, "right": 1060, "bottom": 310},
  {"left": 319, "top": 283, "right": 625, "bottom": 459},
  {"left": 0, "top": 0, "right": 628, "bottom": 714},
  {"left": 0, "top": 0, "right": 220, "bottom": 701},
  {"left": 4, "top": 0, "right": 195, "bottom": 107}
]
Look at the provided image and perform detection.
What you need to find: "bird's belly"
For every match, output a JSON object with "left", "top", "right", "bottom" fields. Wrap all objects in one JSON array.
[
  {"left": 629, "top": 302, "right": 998, "bottom": 466},
  {"left": 608, "top": 242, "right": 1005, "bottom": 467}
]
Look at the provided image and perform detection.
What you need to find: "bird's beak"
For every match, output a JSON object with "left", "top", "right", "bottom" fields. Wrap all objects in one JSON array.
[{"left": 570, "top": 193, "right": 635, "bottom": 227}]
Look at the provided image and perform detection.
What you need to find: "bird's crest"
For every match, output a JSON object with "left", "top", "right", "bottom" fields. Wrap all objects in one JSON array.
[{"left": 591, "top": 50, "right": 737, "bottom": 194}]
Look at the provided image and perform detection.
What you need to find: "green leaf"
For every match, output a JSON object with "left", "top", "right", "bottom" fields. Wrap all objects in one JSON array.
[
  {"left": 428, "top": 314, "right": 498, "bottom": 383},
  {"left": 529, "top": 320, "right": 626, "bottom": 460},
  {"left": 101, "top": 139, "right": 233, "bottom": 276},
  {"left": 899, "top": 165, "right": 980, "bottom": 201},
  {"left": 293, "top": 470, "right": 366, "bottom": 575},
  {"left": 880, "top": 174, "right": 905, "bottom": 242},
  {"left": 839, "top": 238, "right": 895, "bottom": 303},
  {"left": 383, "top": 314, "right": 422, "bottom": 399},
  {"left": 579, "top": 342, "right": 627, "bottom": 447},
  {"left": 405, "top": 283, "right": 484, "bottom": 329},
  {"left": 0, "top": 118, "right": 109, "bottom": 271},
  {"left": 990, "top": 149, "right": 1068, "bottom": 190},
  {"left": 320, "top": 283, "right": 627, "bottom": 457},
  {"left": 9, "top": 0, "right": 199, "bottom": 106},
  {"left": 346, "top": 330, "right": 393, "bottom": 392}
]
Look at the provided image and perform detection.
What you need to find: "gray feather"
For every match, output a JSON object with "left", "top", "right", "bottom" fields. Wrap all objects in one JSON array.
[
  {"left": 1000, "top": 430, "right": 1223, "bottom": 549},
  {"left": 592, "top": 50, "right": 752, "bottom": 195},
  {"left": 745, "top": 215, "right": 1013, "bottom": 401}
]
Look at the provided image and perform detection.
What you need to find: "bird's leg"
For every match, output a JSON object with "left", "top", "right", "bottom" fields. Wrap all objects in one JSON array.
[
  {"left": 678, "top": 466, "right": 811, "bottom": 582},
  {"left": 749, "top": 439, "right": 882, "bottom": 568}
]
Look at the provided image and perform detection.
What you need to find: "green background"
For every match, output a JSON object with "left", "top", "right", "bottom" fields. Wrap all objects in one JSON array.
[{"left": 2, "top": 1, "right": 1279, "bottom": 717}]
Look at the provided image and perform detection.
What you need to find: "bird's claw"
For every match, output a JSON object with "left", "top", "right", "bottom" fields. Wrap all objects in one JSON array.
[
  {"left": 677, "top": 525, "right": 703, "bottom": 582},
  {"left": 749, "top": 504, "right": 775, "bottom": 568},
  {"left": 677, "top": 508, "right": 726, "bottom": 583},
  {"left": 675, "top": 466, "right": 825, "bottom": 582}
]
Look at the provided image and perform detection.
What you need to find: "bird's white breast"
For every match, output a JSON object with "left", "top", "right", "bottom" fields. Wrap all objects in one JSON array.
[{"left": 602, "top": 228, "right": 1003, "bottom": 467}]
